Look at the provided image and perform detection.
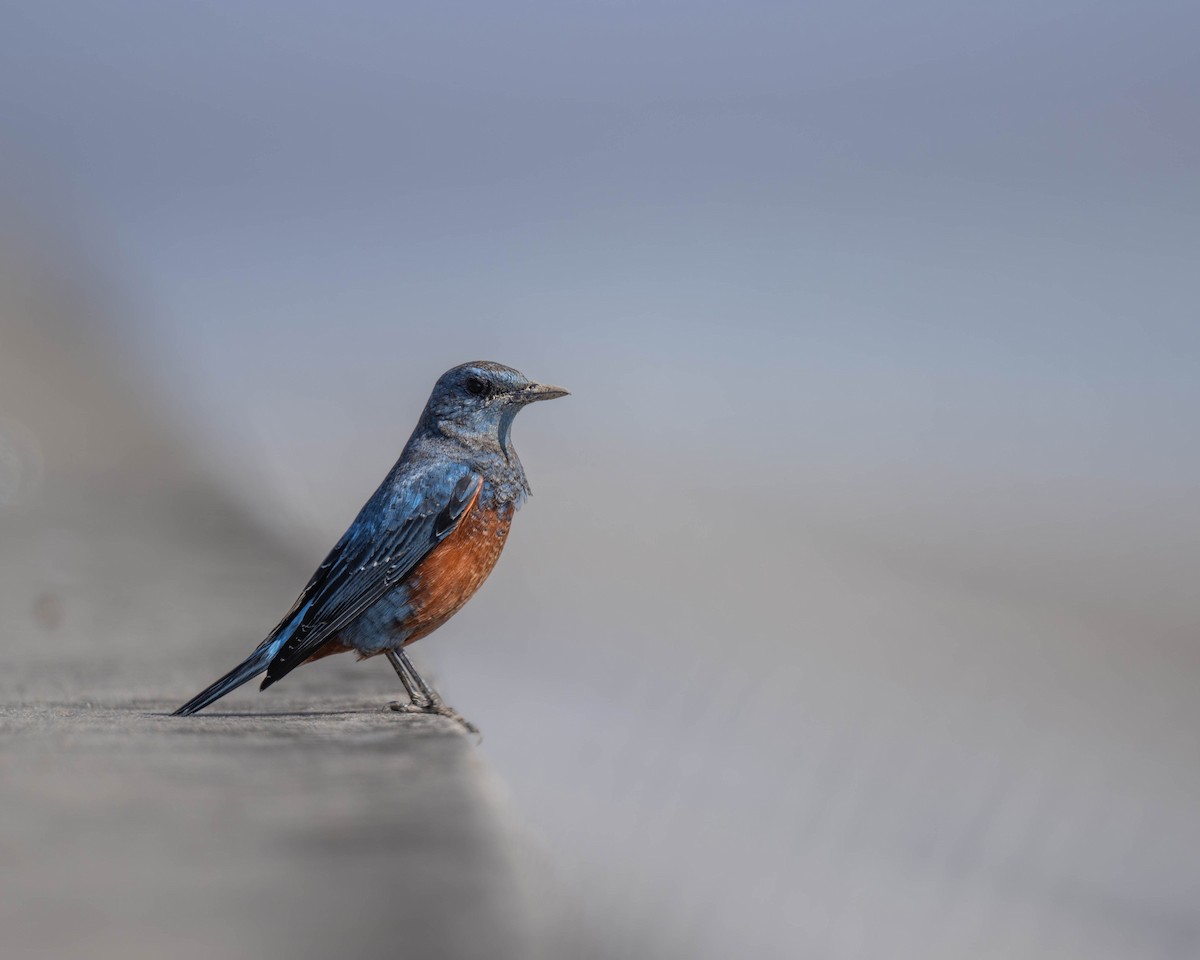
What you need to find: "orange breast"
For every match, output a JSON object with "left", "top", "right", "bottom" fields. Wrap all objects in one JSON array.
[{"left": 401, "top": 494, "right": 514, "bottom": 645}]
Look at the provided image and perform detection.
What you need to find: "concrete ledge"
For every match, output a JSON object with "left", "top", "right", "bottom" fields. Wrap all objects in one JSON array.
[{"left": 2, "top": 702, "right": 542, "bottom": 960}]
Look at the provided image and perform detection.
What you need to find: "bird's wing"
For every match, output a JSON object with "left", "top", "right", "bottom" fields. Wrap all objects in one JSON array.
[{"left": 260, "top": 463, "right": 482, "bottom": 688}]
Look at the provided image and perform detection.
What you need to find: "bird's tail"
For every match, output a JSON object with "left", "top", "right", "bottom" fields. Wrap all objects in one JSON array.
[{"left": 172, "top": 644, "right": 275, "bottom": 716}]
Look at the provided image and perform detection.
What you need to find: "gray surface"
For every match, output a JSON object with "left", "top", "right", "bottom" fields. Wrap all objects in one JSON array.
[{"left": 0, "top": 316, "right": 566, "bottom": 959}]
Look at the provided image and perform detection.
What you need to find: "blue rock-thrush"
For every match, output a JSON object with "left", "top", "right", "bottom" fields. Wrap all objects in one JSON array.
[{"left": 173, "top": 361, "right": 568, "bottom": 729}]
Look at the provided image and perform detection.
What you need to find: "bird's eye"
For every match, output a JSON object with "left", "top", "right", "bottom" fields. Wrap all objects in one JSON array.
[{"left": 464, "top": 376, "right": 488, "bottom": 397}]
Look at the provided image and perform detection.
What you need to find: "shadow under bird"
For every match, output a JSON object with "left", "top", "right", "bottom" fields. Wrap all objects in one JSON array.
[{"left": 173, "top": 361, "right": 568, "bottom": 729}]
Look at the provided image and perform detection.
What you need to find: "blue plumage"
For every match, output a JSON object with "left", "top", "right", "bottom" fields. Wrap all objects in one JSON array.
[{"left": 172, "top": 361, "right": 567, "bottom": 718}]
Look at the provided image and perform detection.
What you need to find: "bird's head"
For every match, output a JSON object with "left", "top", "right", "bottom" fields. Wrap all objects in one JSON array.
[{"left": 423, "top": 361, "right": 568, "bottom": 452}]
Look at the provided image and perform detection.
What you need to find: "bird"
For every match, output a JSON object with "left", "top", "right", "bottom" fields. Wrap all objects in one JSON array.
[{"left": 172, "top": 361, "right": 568, "bottom": 729}]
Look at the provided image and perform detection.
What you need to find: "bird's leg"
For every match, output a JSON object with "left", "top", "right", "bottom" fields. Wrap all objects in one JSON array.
[
  {"left": 385, "top": 648, "right": 479, "bottom": 736},
  {"left": 398, "top": 649, "right": 441, "bottom": 706},
  {"left": 384, "top": 649, "right": 429, "bottom": 708}
]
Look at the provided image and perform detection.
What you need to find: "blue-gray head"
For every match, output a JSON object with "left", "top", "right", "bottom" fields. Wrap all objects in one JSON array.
[{"left": 422, "top": 361, "right": 568, "bottom": 453}]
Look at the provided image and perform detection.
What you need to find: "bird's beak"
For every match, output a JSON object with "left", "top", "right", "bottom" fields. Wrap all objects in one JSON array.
[{"left": 522, "top": 381, "right": 570, "bottom": 402}]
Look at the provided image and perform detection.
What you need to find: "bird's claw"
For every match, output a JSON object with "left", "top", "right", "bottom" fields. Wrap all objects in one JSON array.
[{"left": 387, "top": 699, "right": 480, "bottom": 736}]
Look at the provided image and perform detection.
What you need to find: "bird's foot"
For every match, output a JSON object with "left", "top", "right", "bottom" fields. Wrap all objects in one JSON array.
[{"left": 387, "top": 698, "right": 480, "bottom": 736}]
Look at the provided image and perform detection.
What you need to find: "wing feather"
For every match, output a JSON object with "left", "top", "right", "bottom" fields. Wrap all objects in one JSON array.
[{"left": 260, "top": 465, "right": 481, "bottom": 687}]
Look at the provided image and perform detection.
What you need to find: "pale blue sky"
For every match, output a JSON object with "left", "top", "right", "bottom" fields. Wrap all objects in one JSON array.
[{"left": 3, "top": 2, "right": 1196, "bottom": 498}]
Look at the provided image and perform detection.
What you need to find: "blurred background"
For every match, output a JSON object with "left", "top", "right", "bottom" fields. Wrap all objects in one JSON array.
[{"left": 2, "top": 2, "right": 1198, "bottom": 957}]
